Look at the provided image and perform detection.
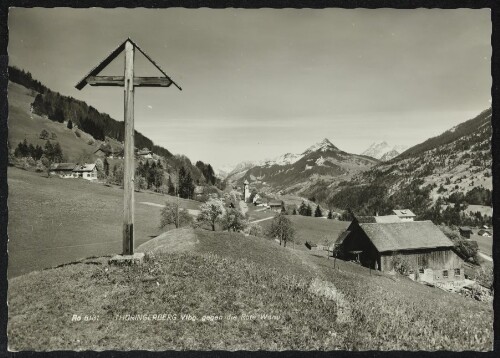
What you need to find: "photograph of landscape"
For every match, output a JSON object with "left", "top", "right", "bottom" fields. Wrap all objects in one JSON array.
[{"left": 5, "top": 7, "right": 494, "bottom": 351}]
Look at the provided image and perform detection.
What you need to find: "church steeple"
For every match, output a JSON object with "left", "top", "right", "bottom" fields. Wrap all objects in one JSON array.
[{"left": 243, "top": 180, "right": 250, "bottom": 202}]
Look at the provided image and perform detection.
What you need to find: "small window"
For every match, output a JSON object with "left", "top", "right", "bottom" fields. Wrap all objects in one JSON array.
[
  {"left": 419, "top": 268, "right": 424, "bottom": 274},
  {"left": 443, "top": 270, "right": 448, "bottom": 278},
  {"left": 454, "top": 268, "right": 461, "bottom": 276}
]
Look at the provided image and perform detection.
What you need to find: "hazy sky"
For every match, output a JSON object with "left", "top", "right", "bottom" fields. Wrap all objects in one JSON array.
[{"left": 8, "top": 8, "right": 491, "bottom": 168}]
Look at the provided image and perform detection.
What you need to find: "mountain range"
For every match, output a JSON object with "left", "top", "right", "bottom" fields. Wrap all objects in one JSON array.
[
  {"left": 220, "top": 108, "right": 492, "bottom": 221},
  {"left": 225, "top": 138, "right": 379, "bottom": 196}
]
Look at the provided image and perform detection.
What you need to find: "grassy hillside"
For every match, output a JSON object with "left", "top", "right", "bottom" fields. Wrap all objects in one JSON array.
[
  {"left": 7, "top": 167, "right": 200, "bottom": 278},
  {"left": 8, "top": 82, "right": 100, "bottom": 163},
  {"left": 8, "top": 227, "right": 493, "bottom": 350},
  {"left": 257, "top": 215, "right": 349, "bottom": 249}
]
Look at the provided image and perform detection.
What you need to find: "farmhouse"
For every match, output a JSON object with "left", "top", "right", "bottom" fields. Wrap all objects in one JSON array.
[
  {"left": 137, "top": 148, "right": 153, "bottom": 159},
  {"left": 49, "top": 163, "right": 77, "bottom": 178},
  {"left": 337, "top": 219, "right": 464, "bottom": 284},
  {"left": 94, "top": 144, "right": 123, "bottom": 159},
  {"left": 477, "top": 229, "right": 492, "bottom": 237},
  {"left": 392, "top": 209, "right": 416, "bottom": 221},
  {"left": 72, "top": 163, "right": 98, "bottom": 181},
  {"left": 268, "top": 201, "right": 283, "bottom": 212}
]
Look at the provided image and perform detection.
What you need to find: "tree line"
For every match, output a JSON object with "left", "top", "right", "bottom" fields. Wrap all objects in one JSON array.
[{"left": 14, "top": 138, "right": 64, "bottom": 163}]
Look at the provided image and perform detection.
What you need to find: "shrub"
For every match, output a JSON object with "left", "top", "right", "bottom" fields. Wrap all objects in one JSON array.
[
  {"left": 39, "top": 129, "right": 50, "bottom": 140},
  {"left": 392, "top": 255, "right": 413, "bottom": 276},
  {"left": 220, "top": 208, "right": 248, "bottom": 232},
  {"left": 160, "top": 201, "right": 193, "bottom": 229},
  {"left": 246, "top": 223, "right": 264, "bottom": 237},
  {"left": 35, "top": 160, "right": 45, "bottom": 172}
]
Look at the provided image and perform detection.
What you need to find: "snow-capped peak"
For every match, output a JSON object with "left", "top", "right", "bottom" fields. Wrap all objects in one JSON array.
[
  {"left": 303, "top": 138, "right": 338, "bottom": 154},
  {"left": 264, "top": 152, "right": 304, "bottom": 166},
  {"left": 361, "top": 141, "right": 408, "bottom": 161}
]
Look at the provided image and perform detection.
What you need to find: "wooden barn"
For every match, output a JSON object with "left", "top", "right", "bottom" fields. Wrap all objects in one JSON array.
[
  {"left": 49, "top": 163, "right": 76, "bottom": 178},
  {"left": 337, "top": 219, "right": 464, "bottom": 284}
]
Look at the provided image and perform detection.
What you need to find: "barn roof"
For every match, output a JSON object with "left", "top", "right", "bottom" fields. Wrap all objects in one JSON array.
[
  {"left": 73, "top": 163, "right": 97, "bottom": 172},
  {"left": 359, "top": 221, "right": 454, "bottom": 252},
  {"left": 392, "top": 209, "right": 416, "bottom": 217},
  {"left": 335, "top": 230, "right": 351, "bottom": 244},
  {"left": 374, "top": 215, "right": 402, "bottom": 223},
  {"left": 356, "top": 216, "right": 377, "bottom": 223},
  {"left": 357, "top": 215, "right": 402, "bottom": 223},
  {"left": 137, "top": 149, "right": 152, "bottom": 155},
  {"left": 50, "top": 163, "right": 76, "bottom": 171}
]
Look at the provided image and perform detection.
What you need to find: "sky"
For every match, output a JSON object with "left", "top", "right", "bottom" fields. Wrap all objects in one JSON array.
[{"left": 8, "top": 8, "right": 491, "bottom": 169}]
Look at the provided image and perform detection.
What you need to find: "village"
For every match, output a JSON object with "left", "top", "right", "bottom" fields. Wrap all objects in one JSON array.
[{"left": 29, "top": 146, "right": 494, "bottom": 302}]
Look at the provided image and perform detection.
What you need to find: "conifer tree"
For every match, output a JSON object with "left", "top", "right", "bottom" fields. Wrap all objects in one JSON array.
[
  {"left": 314, "top": 205, "right": 323, "bottom": 217},
  {"left": 327, "top": 210, "right": 333, "bottom": 219}
]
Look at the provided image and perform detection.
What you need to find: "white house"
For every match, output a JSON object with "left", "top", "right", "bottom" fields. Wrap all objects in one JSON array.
[
  {"left": 392, "top": 209, "right": 416, "bottom": 221},
  {"left": 137, "top": 148, "right": 153, "bottom": 159},
  {"left": 72, "top": 163, "right": 98, "bottom": 181}
]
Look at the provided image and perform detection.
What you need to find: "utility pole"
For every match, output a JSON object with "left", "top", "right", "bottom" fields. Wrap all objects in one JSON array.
[{"left": 76, "top": 38, "right": 181, "bottom": 258}]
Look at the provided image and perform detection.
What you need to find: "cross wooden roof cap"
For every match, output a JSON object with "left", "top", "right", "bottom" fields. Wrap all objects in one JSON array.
[{"left": 75, "top": 38, "right": 182, "bottom": 91}]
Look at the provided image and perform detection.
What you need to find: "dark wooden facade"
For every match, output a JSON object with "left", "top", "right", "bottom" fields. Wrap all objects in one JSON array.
[{"left": 339, "top": 220, "right": 464, "bottom": 283}]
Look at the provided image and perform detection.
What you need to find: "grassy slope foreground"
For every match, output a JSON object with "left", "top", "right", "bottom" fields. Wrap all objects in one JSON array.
[
  {"left": 8, "top": 228, "right": 492, "bottom": 351},
  {"left": 7, "top": 167, "right": 200, "bottom": 278}
]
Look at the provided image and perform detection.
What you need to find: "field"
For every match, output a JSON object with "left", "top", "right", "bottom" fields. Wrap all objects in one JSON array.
[
  {"left": 8, "top": 227, "right": 493, "bottom": 351},
  {"left": 470, "top": 234, "right": 493, "bottom": 257},
  {"left": 7, "top": 167, "right": 200, "bottom": 278},
  {"left": 257, "top": 214, "right": 349, "bottom": 250}
]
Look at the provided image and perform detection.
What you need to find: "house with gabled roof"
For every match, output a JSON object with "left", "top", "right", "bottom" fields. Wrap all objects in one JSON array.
[
  {"left": 392, "top": 209, "right": 416, "bottom": 221},
  {"left": 49, "top": 163, "right": 77, "bottom": 178},
  {"left": 72, "top": 163, "right": 98, "bottom": 181},
  {"left": 337, "top": 218, "right": 464, "bottom": 284},
  {"left": 94, "top": 142, "right": 124, "bottom": 159}
]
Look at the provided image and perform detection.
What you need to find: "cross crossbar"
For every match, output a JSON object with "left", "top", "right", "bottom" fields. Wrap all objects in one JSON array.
[{"left": 87, "top": 76, "right": 173, "bottom": 87}]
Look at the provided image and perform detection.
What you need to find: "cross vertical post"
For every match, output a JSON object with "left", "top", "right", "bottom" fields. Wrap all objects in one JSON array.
[
  {"left": 75, "top": 38, "right": 181, "bottom": 259},
  {"left": 123, "top": 40, "right": 135, "bottom": 255}
]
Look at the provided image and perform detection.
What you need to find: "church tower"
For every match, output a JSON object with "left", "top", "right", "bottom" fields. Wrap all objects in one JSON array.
[{"left": 243, "top": 179, "right": 250, "bottom": 202}]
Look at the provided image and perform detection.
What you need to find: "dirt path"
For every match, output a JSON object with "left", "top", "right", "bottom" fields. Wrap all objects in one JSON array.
[
  {"left": 288, "top": 247, "right": 352, "bottom": 324},
  {"left": 250, "top": 216, "right": 274, "bottom": 224},
  {"left": 139, "top": 201, "right": 200, "bottom": 216},
  {"left": 478, "top": 252, "right": 493, "bottom": 262}
]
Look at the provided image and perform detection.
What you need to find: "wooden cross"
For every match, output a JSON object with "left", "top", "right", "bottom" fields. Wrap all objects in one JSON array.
[{"left": 76, "top": 38, "right": 181, "bottom": 255}]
